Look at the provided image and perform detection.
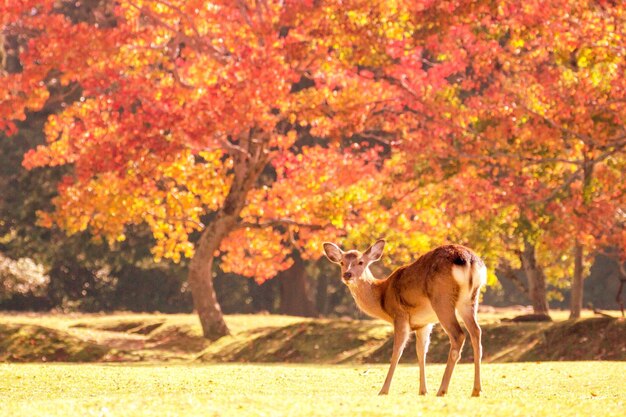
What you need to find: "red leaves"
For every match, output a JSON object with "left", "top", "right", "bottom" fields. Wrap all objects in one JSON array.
[
  {"left": 2, "top": 0, "right": 625, "bottom": 278},
  {"left": 0, "top": 121, "right": 18, "bottom": 137}
]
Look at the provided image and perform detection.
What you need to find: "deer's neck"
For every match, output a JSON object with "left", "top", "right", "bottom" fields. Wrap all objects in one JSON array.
[{"left": 347, "top": 268, "right": 392, "bottom": 322}]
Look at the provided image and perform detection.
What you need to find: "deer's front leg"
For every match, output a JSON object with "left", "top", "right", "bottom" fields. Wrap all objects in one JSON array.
[{"left": 378, "top": 317, "right": 410, "bottom": 395}]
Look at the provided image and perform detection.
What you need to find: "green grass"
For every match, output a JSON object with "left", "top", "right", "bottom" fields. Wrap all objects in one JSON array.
[{"left": 0, "top": 362, "right": 624, "bottom": 417}]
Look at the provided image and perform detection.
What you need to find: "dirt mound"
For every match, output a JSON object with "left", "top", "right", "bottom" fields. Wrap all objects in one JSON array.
[
  {"left": 200, "top": 320, "right": 388, "bottom": 363},
  {"left": 360, "top": 318, "right": 625, "bottom": 364},
  {"left": 2, "top": 315, "right": 624, "bottom": 363},
  {"left": 200, "top": 317, "right": 625, "bottom": 364},
  {"left": 71, "top": 320, "right": 165, "bottom": 335},
  {"left": 521, "top": 317, "right": 626, "bottom": 361},
  {"left": 146, "top": 324, "right": 209, "bottom": 352},
  {"left": 0, "top": 323, "right": 109, "bottom": 362},
  {"left": 363, "top": 322, "right": 551, "bottom": 364}
]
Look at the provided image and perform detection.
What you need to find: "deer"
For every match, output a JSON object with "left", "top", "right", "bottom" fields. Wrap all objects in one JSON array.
[{"left": 323, "top": 239, "right": 486, "bottom": 397}]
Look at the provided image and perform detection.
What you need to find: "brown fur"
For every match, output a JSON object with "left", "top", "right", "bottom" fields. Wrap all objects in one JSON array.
[
  {"left": 323, "top": 241, "right": 486, "bottom": 397},
  {"left": 375, "top": 245, "right": 485, "bottom": 324}
]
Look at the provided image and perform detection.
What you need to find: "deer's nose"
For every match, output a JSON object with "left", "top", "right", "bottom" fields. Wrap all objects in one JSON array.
[{"left": 343, "top": 271, "right": 352, "bottom": 280}]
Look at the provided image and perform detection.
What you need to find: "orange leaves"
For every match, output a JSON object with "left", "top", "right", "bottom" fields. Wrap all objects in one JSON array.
[
  {"left": 233, "top": 143, "right": 385, "bottom": 263},
  {"left": 4, "top": 0, "right": 624, "bottom": 288},
  {"left": 220, "top": 228, "right": 293, "bottom": 283}
]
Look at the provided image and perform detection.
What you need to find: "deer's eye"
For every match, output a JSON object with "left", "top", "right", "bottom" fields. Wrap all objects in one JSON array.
[
  {"left": 358, "top": 260, "right": 364, "bottom": 265},
  {"left": 340, "top": 261, "right": 344, "bottom": 266}
]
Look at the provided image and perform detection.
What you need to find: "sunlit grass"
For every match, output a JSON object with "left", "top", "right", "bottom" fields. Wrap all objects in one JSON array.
[{"left": 1, "top": 362, "right": 623, "bottom": 417}]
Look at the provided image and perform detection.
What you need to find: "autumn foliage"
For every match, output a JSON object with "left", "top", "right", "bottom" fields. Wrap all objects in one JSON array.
[{"left": 1, "top": 0, "right": 625, "bottom": 334}]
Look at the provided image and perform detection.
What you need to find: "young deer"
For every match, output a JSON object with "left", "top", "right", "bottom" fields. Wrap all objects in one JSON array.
[{"left": 323, "top": 239, "right": 486, "bottom": 397}]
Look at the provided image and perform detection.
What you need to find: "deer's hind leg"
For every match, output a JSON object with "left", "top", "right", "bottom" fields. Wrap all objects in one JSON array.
[
  {"left": 431, "top": 297, "right": 466, "bottom": 397},
  {"left": 414, "top": 324, "right": 433, "bottom": 395},
  {"left": 459, "top": 293, "right": 483, "bottom": 396}
]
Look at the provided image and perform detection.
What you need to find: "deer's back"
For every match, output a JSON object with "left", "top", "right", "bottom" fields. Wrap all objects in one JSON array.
[{"left": 386, "top": 245, "right": 484, "bottom": 314}]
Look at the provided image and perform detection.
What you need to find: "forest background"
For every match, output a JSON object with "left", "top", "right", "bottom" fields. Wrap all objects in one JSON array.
[{"left": 1, "top": 0, "right": 625, "bottom": 340}]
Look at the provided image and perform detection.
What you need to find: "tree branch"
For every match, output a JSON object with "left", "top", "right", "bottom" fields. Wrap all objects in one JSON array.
[
  {"left": 535, "top": 167, "right": 582, "bottom": 204},
  {"left": 238, "top": 219, "right": 328, "bottom": 230},
  {"left": 127, "top": 1, "right": 229, "bottom": 64},
  {"left": 497, "top": 259, "right": 529, "bottom": 294}
]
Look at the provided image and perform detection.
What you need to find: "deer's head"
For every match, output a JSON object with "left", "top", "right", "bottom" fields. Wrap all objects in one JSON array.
[{"left": 323, "top": 239, "right": 386, "bottom": 283}]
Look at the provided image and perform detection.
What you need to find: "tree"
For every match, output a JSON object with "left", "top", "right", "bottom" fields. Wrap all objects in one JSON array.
[
  {"left": 5, "top": 0, "right": 623, "bottom": 332},
  {"left": 0, "top": 0, "right": 400, "bottom": 338},
  {"left": 356, "top": 0, "right": 626, "bottom": 316},
  {"left": 448, "top": 0, "right": 626, "bottom": 317}
]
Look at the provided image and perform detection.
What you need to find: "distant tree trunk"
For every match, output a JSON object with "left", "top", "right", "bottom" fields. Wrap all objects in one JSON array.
[
  {"left": 1, "top": 34, "right": 23, "bottom": 73},
  {"left": 569, "top": 159, "right": 594, "bottom": 319},
  {"left": 248, "top": 278, "right": 278, "bottom": 313},
  {"left": 520, "top": 239, "right": 550, "bottom": 315},
  {"left": 316, "top": 269, "right": 329, "bottom": 316},
  {"left": 569, "top": 243, "right": 584, "bottom": 319},
  {"left": 496, "top": 259, "right": 529, "bottom": 295},
  {"left": 278, "top": 252, "right": 317, "bottom": 317},
  {"left": 618, "top": 263, "right": 626, "bottom": 317}
]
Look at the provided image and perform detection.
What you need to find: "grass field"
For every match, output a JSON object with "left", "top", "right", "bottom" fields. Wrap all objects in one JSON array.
[
  {"left": 1, "top": 312, "right": 624, "bottom": 416},
  {"left": 1, "top": 362, "right": 624, "bottom": 417}
]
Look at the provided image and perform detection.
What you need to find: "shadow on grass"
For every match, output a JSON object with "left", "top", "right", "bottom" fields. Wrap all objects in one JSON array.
[
  {"left": 0, "top": 323, "right": 109, "bottom": 362},
  {"left": 1, "top": 315, "right": 624, "bottom": 363}
]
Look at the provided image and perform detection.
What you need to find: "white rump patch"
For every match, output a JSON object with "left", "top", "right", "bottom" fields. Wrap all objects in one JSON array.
[
  {"left": 452, "top": 264, "right": 470, "bottom": 286},
  {"left": 453, "top": 262, "right": 486, "bottom": 306},
  {"left": 452, "top": 264, "right": 471, "bottom": 303},
  {"left": 473, "top": 263, "right": 487, "bottom": 288}
]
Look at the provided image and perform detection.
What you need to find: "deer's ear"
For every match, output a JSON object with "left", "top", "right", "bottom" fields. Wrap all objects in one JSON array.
[
  {"left": 323, "top": 242, "right": 343, "bottom": 264},
  {"left": 364, "top": 239, "right": 386, "bottom": 262}
]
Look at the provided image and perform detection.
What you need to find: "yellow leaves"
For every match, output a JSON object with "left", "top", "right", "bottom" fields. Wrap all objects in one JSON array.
[
  {"left": 330, "top": 212, "right": 345, "bottom": 229},
  {"left": 485, "top": 269, "right": 499, "bottom": 287},
  {"left": 34, "top": 145, "right": 231, "bottom": 264},
  {"left": 149, "top": 218, "right": 196, "bottom": 263},
  {"left": 510, "top": 38, "right": 525, "bottom": 50},
  {"left": 523, "top": 84, "right": 549, "bottom": 116}
]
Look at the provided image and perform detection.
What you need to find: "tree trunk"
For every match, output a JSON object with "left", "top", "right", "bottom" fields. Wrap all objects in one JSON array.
[
  {"left": 569, "top": 243, "right": 584, "bottom": 319},
  {"left": 278, "top": 252, "right": 317, "bottom": 317},
  {"left": 188, "top": 216, "right": 236, "bottom": 340},
  {"left": 520, "top": 239, "right": 550, "bottom": 315},
  {"left": 496, "top": 259, "right": 529, "bottom": 295},
  {"left": 187, "top": 131, "right": 269, "bottom": 339},
  {"left": 569, "top": 159, "right": 593, "bottom": 319}
]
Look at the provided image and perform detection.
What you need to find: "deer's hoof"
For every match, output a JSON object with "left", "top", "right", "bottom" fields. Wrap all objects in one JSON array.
[
  {"left": 419, "top": 390, "right": 427, "bottom": 396},
  {"left": 436, "top": 390, "right": 446, "bottom": 397},
  {"left": 378, "top": 390, "right": 389, "bottom": 396},
  {"left": 471, "top": 388, "right": 481, "bottom": 397}
]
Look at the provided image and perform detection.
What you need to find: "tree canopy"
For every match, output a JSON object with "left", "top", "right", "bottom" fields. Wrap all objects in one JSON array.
[{"left": 2, "top": 0, "right": 624, "bottom": 334}]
